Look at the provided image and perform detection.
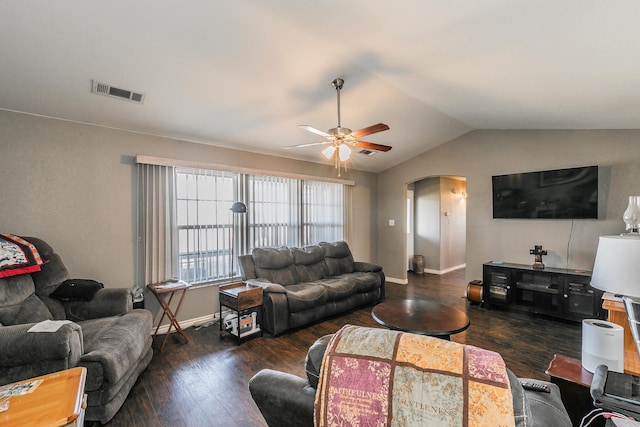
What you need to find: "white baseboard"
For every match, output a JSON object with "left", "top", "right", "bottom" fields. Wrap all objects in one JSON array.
[
  {"left": 423, "top": 263, "right": 466, "bottom": 275},
  {"left": 154, "top": 312, "right": 219, "bottom": 335},
  {"left": 386, "top": 276, "right": 408, "bottom": 285}
]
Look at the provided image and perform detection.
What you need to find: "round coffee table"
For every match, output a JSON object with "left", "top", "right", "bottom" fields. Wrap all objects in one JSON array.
[{"left": 371, "top": 299, "right": 470, "bottom": 340}]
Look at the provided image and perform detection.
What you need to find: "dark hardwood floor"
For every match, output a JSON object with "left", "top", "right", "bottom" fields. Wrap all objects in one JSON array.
[{"left": 105, "top": 269, "right": 582, "bottom": 426}]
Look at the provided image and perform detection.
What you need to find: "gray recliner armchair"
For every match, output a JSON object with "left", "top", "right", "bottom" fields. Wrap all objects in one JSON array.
[
  {"left": 250, "top": 330, "right": 573, "bottom": 427},
  {"left": 0, "top": 237, "right": 153, "bottom": 424}
]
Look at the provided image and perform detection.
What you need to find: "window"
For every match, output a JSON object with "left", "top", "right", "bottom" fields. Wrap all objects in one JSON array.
[
  {"left": 175, "top": 168, "right": 238, "bottom": 284},
  {"left": 246, "top": 175, "right": 344, "bottom": 252},
  {"left": 138, "top": 159, "right": 349, "bottom": 287}
]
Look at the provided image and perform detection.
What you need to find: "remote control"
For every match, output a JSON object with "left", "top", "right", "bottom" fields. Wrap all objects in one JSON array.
[{"left": 520, "top": 381, "right": 551, "bottom": 393}]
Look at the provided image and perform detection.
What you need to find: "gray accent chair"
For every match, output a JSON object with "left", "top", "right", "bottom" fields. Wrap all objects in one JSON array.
[
  {"left": 238, "top": 241, "right": 385, "bottom": 336},
  {"left": 0, "top": 237, "right": 153, "bottom": 424},
  {"left": 249, "top": 334, "right": 573, "bottom": 427}
]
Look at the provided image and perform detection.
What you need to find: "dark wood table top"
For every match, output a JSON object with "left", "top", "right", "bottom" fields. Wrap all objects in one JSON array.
[
  {"left": 545, "top": 353, "right": 594, "bottom": 388},
  {"left": 371, "top": 298, "right": 470, "bottom": 339}
]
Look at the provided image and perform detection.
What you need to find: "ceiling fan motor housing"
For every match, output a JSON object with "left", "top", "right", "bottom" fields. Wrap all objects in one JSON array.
[{"left": 328, "top": 126, "right": 352, "bottom": 137}]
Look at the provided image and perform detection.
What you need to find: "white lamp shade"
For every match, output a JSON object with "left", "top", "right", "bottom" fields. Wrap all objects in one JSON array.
[
  {"left": 591, "top": 235, "right": 640, "bottom": 297},
  {"left": 338, "top": 144, "right": 351, "bottom": 161},
  {"left": 322, "top": 146, "right": 336, "bottom": 159}
]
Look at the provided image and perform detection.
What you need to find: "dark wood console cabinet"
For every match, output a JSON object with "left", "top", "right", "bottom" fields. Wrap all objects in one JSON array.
[{"left": 483, "top": 262, "right": 606, "bottom": 321}]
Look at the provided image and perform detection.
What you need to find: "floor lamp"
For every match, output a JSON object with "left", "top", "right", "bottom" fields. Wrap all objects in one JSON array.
[{"left": 229, "top": 201, "right": 247, "bottom": 280}]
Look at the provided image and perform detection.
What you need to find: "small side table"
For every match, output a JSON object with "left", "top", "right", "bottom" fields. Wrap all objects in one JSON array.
[
  {"left": 546, "top": 354, "right": 605, "bottom": 427},
  {"left": 219, "top": 282, "right": 263, "bottom": 344},
  {"left": 0, "top": 367, "right": 87, "bottom": 427},
  {"left": 148, "top": 280, "right": 191, "bottom": 352}
]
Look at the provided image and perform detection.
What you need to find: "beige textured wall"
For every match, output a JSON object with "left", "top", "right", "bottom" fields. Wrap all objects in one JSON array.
[
  {"left": 379, "top": 130, "right": 640, "bottom": 283},
  {"left": 0, "top": 110, "right": 378, "bottom": 323}
]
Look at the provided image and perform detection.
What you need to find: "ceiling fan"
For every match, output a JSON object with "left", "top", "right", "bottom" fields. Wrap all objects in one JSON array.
[{"left": 285, "top": 78, "right": 391, "bottom": 176}]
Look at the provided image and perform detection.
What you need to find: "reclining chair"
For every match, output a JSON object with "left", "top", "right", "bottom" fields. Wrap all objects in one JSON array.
[
  {"left": 250, "top": 325, "right": 572, "bottom": 427},
  {"left": 0, "top": 236, "right": 153, "bottom": 424}
]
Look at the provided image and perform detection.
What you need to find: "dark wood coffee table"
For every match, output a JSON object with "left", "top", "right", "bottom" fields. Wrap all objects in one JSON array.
[{"left": 371, "top": 299, "right": 470, "bottom": 340}]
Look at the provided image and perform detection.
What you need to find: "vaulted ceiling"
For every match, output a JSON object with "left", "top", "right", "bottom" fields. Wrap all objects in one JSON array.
[{"left": 2, "top": 1, "right": 639, "bottom": 172}]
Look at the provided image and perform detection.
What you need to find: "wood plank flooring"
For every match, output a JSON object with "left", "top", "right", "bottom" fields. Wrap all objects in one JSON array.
[{"left": 105, "top": 269, "right": 582, "bottom": 426}]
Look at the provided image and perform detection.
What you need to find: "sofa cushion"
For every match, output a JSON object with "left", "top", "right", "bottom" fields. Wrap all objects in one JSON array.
[
  {"left": 335, "top": 271, "right": 380, "bottom": 293},
  {"left": 0, "top": 274, "right": 53, "bottom": 325},
  {"left": 317, "top": 278, "right": 357, "bottom": 302},
  {"left": 293, "top": 246, "right": 329, "bottom": 282},
  {"left": 320, "top": 241, "right": 354, "bottom": 276},
  {"left": 79, "top": 309, "right": 153, "bottom": 391},
  {"left": 253, "top": 247, "right": 298, "bottom": 286},
  {"left": 284, "top": 283, "right": 328, "bottom": 313},
  {"left": 25, "top": 237, "right": 70, "bottom": 296}
]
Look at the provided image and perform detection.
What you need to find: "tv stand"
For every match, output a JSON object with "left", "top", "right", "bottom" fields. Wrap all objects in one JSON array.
[{"left": 483, "top": 262, "right": 606, "bottom": 322}]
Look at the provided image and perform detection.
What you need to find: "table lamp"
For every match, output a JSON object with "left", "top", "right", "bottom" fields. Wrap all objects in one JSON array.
[
  {"left": 591, "top": 235, "right": 640, "bottom": 356},
  {"left": 589, "top": 234, "right": 640, "bottom": 418}
]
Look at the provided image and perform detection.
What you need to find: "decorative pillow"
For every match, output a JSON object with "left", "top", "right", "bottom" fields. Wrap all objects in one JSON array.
[
  {"left": 0, "top": 234, "right": 45, "bottom": 278},
  {"left": 50, "top": 279, "right": 104, "bottom": 301}
]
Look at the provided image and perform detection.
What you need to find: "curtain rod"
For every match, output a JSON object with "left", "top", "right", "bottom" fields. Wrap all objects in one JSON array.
[{"left": 135, "top": 155, "right": 355, "bottom": 186}]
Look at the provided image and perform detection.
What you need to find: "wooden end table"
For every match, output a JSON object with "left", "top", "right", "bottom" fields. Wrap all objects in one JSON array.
[
  {"left": 0, "top": 367, "right": 87, "bottom": 427},
  {"left": 219, "top": 282, "right": 263, "bottom": 344},
  {"left": 148, "top": 280, "right": 191, "bottom": 351},
  {"left": 546, "top": 354, "right": 605, "bottom": 427},
  {"left": 371, "top": 298, "right": 470, "bottom": 340}
]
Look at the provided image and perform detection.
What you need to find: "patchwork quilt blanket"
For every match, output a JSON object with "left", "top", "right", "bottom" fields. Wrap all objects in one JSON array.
[
  {"left": 314, "top": 325, "right": 514, "bottom": 427},
  {"left": 0, "top": 234, "right": 44, "bottom": 278}
]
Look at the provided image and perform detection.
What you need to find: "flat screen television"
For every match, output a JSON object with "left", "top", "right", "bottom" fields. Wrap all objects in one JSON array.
[{"left": 492, "top": 166, "right": 598, "bottom": 219}]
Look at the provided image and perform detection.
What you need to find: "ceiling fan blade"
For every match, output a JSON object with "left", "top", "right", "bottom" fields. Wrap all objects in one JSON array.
[
  {"left": 350, "top": 123, "right": 390, "bottom": 139},
  {"left": 355, "top": 141, "right": 393, "bottom": 152},
  {"left": 284, "top": 141, "right": 333, "bottom": 149},
  {"left": 298, "top": 125, "right": 331, "bottom": 138}
]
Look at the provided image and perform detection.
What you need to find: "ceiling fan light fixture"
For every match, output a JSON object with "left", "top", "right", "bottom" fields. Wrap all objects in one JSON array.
[
  {"left": 322, "top": 145, "right": 336, "bottom": 160},
  {"left": 291, "top": 77, "right": 391, "bottom": 176},
  {"left": 339, "top": 144, "right": 352, "bottom": 161}
]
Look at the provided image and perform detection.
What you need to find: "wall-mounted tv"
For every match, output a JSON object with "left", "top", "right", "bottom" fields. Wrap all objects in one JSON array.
[{"left": 492, "top": 166, "right": 598, "bottom": 219}]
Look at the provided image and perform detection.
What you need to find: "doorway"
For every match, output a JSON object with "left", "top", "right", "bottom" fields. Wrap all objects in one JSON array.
[{"left": 407, "top": 176, "right": 466, "bottom": 274}]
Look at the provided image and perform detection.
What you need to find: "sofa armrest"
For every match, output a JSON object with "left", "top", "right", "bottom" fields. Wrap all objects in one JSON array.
[
  {"left": 249, "top": 369, "right": 316, "bottom": 427},
  {"left": 64, "top": 288, "right": 132, "bottom": 321},
  {"left": 353, "top": 261, "right": 382, "bottom": 273},
  {"left": 245, "top": 278, "right": 287, "bottom": 294},
  {"left": 0, "top": 322, "right": 83, "bottom": 370}
]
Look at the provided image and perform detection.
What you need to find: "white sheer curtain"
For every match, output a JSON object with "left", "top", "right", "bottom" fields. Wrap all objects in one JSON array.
[
  {"left": 247, "top": 174, "right": 300, "bottom": 251},
  {"left": 137, "top": 163, "right": 176, "bottom": 287},
  {"left": 302, "top": 180, "right": 345, "bottom": 244}
]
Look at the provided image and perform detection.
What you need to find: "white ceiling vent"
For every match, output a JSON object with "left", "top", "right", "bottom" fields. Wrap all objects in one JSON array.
[
  {"left": 358, "top": 149, "right": 376, "bottom": 156},
  {"left": 91, "top": 80, "right": 145, "bottom": 103}
]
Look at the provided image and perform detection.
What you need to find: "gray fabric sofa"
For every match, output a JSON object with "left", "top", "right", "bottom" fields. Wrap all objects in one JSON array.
[
  {"left": 249, "top": 333, "right": 573, "bottom": 427},
  {"left": 238, "top": 241, "right": 385, "bottom": 335},
  {"left": 0, "top": 237, "right": 153, "bottom": 424}
]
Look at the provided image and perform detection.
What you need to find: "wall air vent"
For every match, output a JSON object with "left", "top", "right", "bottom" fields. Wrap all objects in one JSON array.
[
  {"left": 91, "top": 80, "right": 145, "bottom": 103},
  {"left": 358, "top": 149, "right": 376, "bottom": 156}
]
